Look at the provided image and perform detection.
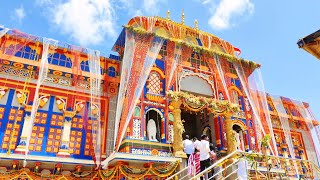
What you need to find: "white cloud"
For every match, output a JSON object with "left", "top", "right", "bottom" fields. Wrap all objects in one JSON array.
[
  {"left": 208, "top": 0, "right": 254, "bottom": 30},
  {"left": 143, "top": 0, "right": 162, "bottom": 14},
  {"left": 38, "top": 0, "right": 116, "bottom": 46},
  {"left": 118, "top": 0, "right": 163, "bottom": 16},
  {"left": 12, "top": 5, "right": 26, "bottom": 23}
]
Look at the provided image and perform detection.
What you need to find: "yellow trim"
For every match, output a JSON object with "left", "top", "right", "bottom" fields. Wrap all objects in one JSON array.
[
  {"left": 228, "top": 85, "right": 243, "bottom": 96},
  {"left": 151, "top": 67, "right": 165, "bottom": 78},
  {"left": 121, "top": 139, "right": 172, "bottom": 147},
  {"left": 0, "top": 79, "right": 108, "bottom": 100},
  {"left": 231, "top": 119, "right": 247, "bottom": 131},
  {"left": 4, "top": 56, "right": 105, "bottom": 79}
]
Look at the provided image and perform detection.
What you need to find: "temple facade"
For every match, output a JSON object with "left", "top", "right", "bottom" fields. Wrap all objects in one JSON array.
[{"left": 0, "top": 15, "right": 318, "bottom": 179}]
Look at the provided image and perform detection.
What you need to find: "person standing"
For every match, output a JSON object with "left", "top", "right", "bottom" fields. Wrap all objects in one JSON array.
[
  {"left": 188, "top": 149, "right": 201, "bottom": 177},
  {"left": 183, "top": 135, "right": 194, "bottom": 160},
  {"left": 197, "top": 134, "right": 211, "bottom": 180},
  {"left": 193, "top": 137, "right": 200, "bottom": 150}
]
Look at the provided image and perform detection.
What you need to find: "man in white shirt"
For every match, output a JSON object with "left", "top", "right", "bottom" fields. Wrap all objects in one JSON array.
[
  {"left": 197, "top": 134, "right": 211, "bottom": 180},
  {"left": 183, "top": 135, "right": 194, "bottom": 159}
]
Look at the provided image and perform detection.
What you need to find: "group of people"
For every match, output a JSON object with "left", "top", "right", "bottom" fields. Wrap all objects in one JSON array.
[{"left": 183, "top": 134, "right": 220, "bottom": 179}]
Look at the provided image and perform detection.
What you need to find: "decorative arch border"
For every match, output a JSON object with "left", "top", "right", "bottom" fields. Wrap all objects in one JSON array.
[
  {"left": 228, "top": 85, "right": 243, "bottom": 96},
  {"left": 178, "top": 72, "right": 216, "bottom": 99},
  {"left": 144, "top": 107, "right": 164, "bottom": 119},
  {"left": 231, "top": 119, "right": 247, "bottom": 131},
  {"left": 150, "top": 67, "right": 165, "bottom": 78}
]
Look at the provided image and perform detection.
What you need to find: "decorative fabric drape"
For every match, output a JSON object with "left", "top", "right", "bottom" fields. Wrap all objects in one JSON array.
[{"left": 115, "top": 30, "right": 164, "bottom": 151}]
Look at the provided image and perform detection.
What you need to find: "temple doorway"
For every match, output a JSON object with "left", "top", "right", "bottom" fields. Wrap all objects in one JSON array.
[
  {"left": 181, "top": 111, "right": 197, "bottom": 140},
  {"left": 181, "top": 109, "right": 216, "bottom": 144}
]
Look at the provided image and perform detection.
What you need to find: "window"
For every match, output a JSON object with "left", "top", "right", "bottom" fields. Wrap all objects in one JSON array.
[
  {"left": 229, "top": 62, "right": 236, "bottom": 74},
  {"left": 147, "top": 72, "right": 161, "bottom": 94},
  {"left": 159, "top": 41, "right": 167, "bottom": 58},
  {"left": 81, "top": 60, "right": 103, "bottom": 73},
  {"left": 48, "top": 53, "right": 72, "bottom": 68},
  {"left": 81, "top": 60, "right": 90, "bottom": 72},
  {"left": 134, "top": 107, "right": 141, "bottom": 118},
  {"left": 15, "top": 45, "right": 39, "bottom": 60},
  {"left": 189, "top": 51, "right": 208, "bottom": 69},
  {"left": 108, "top": 66, "right": 116, "bottom": 77}
]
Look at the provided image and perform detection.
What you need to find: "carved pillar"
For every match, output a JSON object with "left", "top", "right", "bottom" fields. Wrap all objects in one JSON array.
[
  {"left": 224, "top": 113, "right": 236, "bottom": 154},
  {"left": 170, "top": 100, "right": 187, "bottom": 158},
  {"left": 57, "top": 120, "right": 72, "bottom": 156},
  {"left": 15, "top": 114, "right": 32, "bottom": 153},
  {"left": 57, "top": 111, "right": 74, "bottom": 157}
]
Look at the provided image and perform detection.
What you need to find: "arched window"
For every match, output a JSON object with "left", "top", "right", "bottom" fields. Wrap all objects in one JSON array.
[
  {"left": 134, "top": 107, "right": 140, "bottom": 118},
  {"left": 15, "top": 45, "right": 39, "bottom": 60},
  {"left": 231, "top": 90, "right": 239, "bottom": 105},
  {"left": 48, "top": 53, "right": 72, "bottom": 68},
  {"left": 146, "top": 109, "right": 162, "bottom": 142},
  {"left": 168, "top": 113, "right": 174, "bottom": 122},
  {"left": 80, "top": 60, "right": 90, "bottom": 72},
  {"left": 147, "top": 72, "right": 161, "bottom": 94},
  {"left": 108, "top": 66, "right": 116, "bottom": 77}
]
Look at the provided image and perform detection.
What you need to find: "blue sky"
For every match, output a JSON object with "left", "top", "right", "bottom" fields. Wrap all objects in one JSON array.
[{"left": 1, "top": 0, "right": 320, "bottom": 120}]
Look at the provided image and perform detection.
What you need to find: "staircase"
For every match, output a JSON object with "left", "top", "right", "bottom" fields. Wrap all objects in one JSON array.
[{"left": 167, "top": 151, "right": 320, "bottom": 180}]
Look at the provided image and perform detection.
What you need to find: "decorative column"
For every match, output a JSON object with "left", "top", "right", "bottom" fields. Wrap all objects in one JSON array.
[
  {"left": 15, "top": 106, "right": 33, "bottom": 153},
  {"left": 224, "top": 113, "right": 236, "bottom": 154},
  {"left": 170, "top": 100, "right": 187, "bottom": 158},
  {"left": 57, "top": 111, "right": 75, "bottom": 157}
]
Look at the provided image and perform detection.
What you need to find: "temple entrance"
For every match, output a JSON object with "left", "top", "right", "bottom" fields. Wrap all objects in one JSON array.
[
  {"left": 181, "top": 111, "right": 197, "bottom": 139},
  {"left": 181, "top": 109, "right": 216, "bottom": 144}
]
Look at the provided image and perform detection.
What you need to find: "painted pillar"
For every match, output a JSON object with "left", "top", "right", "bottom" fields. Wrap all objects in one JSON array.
[
  {"left": 243, "top": 130, "right": 249, "bottom": 151},
  {"left": 170, "top": 100, "right": 186, "bottom": 158},
  {"left": 15, "top": 106, "right": 32, "bottom": 153},
  {"left": 161, "top": 117, "right": 165, "bottom": 143},
  {"left": 57, "top": 119, "right": 72, "bottom": 156},
  {"left": 224, "top": 113, "right": 236, "bottom": 154}
]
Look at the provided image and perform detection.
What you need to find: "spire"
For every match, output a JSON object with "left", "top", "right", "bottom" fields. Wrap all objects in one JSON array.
[
  {"left": 181, "top": 9, "right": 185, "bottom": 25},
  {"left": 167, "top": 10, "right": 170, "bottom": 20},
  {"left": 194, "top": 19, "right": 198, "bottom": 30}
]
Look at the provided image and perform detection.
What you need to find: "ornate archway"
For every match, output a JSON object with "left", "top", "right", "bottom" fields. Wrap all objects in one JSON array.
[{"left": 167, "top": 91, "right": 241, "bottom": 157}]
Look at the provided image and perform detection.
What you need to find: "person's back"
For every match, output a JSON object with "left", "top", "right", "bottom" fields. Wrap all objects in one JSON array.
[
  {"left": 197, "top": 139, "right": 210, "bottom": 161},
  {"left": 183, "top": 135, "right": 194, "bottom": 159}
]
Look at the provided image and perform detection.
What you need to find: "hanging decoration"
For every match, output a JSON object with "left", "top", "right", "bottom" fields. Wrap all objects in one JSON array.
[
  {"left": 292, "top": 100, "right": 320, "bottom": 165},
  {"left": 123, "top": 25, "right": 260, "bottom": 70},
  {"left": 270, "top": 96, "right": 299, "bottom": 174},
  {"left": 167, "top": 90, "right": 240, "bottom": 114},
  {"left": 233, "top": 62, "right": 278, "bottom": 156},
  {"left": 24, "top": 37, "right": 58, "bottom": 166},
  {"left": 115, "top": 30, "right": 164, "bottom": 151},
  {"left": 88, "top": 48, "right": 102, "bottom": 168}
]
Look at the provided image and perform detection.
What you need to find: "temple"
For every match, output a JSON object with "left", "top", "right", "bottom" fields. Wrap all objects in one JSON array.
[{"left": 0, "top": 14, "right": 319, "bottom": 179}]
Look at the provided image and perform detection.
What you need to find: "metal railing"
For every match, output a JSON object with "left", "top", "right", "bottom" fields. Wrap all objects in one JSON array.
[{"left": 168, "top": 150, "right": 320, "bottom": 180}]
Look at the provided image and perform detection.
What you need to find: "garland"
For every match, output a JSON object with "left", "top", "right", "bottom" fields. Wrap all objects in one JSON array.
[
  {"left": 124, "top": 25, "right": 260, "bottom": 70},
  {"left": 167, "top": 90, "right": 240, "bottom": 114},
  {"left": 259, "top": 134, "right": 271, "bottom": 148},
  {"left": 117, "top": 161, "right": 179, "bottom": 179}
]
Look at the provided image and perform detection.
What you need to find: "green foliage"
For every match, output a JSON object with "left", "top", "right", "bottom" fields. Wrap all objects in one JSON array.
[{"left": 259, "top": 134, "right": 271, "bottom": 148}]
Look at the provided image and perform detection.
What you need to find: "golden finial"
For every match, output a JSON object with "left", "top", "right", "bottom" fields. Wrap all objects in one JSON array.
[
  {"left": 167, "top": 10, "right": 170, "bottom": 20},
  {"left": 181, "top": 9, "right": 185, "bottom": 25},
  {"left": 194, "top": 19, "right": 198, "bottom": 30}
]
